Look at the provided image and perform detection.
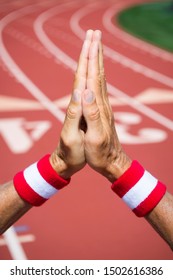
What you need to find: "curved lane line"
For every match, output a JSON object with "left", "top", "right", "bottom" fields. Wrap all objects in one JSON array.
[
  {"left": 34, "top": 3, "right": 77, "bottom": 71},
  {"left": 0, "top": 2, "right": 73, "bottom": 259},
  {"left": 34, "top": 3, "right": 173, "bottom": 131},
  {"left": 69, "top": 5, "right": 173, "bottom": 131},
  {"left": 103, "top": 2, "right": 173, "bottom": 63},
  {"left": 0, "top": 5, "right": 65, "bottom": 123},
  {"left": 70, "top": 4, "right": 173, "bottom": 87}
]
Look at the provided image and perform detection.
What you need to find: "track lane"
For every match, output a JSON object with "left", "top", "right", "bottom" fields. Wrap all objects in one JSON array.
[
  {"left": 70, "top": 3, "right": 173, "bottom": 85},
  {"left": 103, "top": 0, "right": 173, "bottom": 64},
  {"left": 32, "top": 2, "right": 173, "bottom": 131},
  {"left": 0, "top": 0, "right": 70, "bottom": 260},
  {"left": 0, "top": 0, "right": 173, "bottom": 260},
  {"left": 29, "top": 0, "right": 173, "bottom": 258}
]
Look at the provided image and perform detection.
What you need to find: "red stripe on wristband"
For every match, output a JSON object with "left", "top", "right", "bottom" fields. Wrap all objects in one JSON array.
[
  {"left": 14, "top": 171, "right": 46, "bottom": 206},
  {"left": 37, "top": 155, "right": 70, "bottom": 190},
  {"left": 133, "top": 181, "right": 166, "bottom": 217},
  {"left": 113, "top": 161, "right": 145, "bottom": 198},
  {"left": 112, "top": 161, "right": 166, "bottom": 217},
  {"left": 13, "top": 154, "right": 70, "bottom": 206}
]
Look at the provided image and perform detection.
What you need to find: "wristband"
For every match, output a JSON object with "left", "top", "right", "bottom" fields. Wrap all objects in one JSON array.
[
  {"left": 13, "top": 154, "right": 70, "bottom": 206},
  {"left": 111, "top": 161, "right": 166, "bottom": 217}
]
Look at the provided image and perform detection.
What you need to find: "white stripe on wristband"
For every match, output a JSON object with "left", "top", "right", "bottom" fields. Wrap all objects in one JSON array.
[
  {"left": 13, "top": 154, "right": 70, "bottom": 206},
  {"left": 122, "top": 170, "right": 158, "bottom": 209},
  {"left": 23, "top": 162, "right": 58, "bottom": 199},
  {"left": 112, "top": 161, "right": 166, "bottom": 217}
]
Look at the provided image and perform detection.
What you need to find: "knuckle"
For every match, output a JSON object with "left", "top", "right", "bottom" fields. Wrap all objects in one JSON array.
[
  {"left": 66, "top": 105, "right": 78, "bottom": 119},
  {"left": 88, "top": 107, "right": 100, "bottom": 121}
]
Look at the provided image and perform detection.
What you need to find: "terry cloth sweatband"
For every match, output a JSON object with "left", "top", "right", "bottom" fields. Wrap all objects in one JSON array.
[
  {"left": 13, "top": 154, "right": 70, "bottom": 206},
  {"left": 111, "top": 160, "right": 166, "bottom": 217}
]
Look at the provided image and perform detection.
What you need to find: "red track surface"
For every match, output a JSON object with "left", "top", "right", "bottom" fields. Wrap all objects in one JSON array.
[{"left": 0, "top": 0, "right": 173, "bottom": 259}]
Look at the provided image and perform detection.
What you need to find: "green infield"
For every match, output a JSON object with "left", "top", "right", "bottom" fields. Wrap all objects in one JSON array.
[{"left": 117, "top": 1, "right": 173, "bottom": 52}]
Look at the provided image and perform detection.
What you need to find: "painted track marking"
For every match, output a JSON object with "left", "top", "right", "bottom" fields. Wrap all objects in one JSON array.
[
  {"left": 70, "top": 4, "right": 173, "bottom": 87},
  {"left": 0, "top": 0, "right": 172, "bottom": 260},
  {"left": 102, "top": 1, "right": 173, "bottom": 63},
  {"left": 0, "top": 1, "right": 74, "bottom": 259}
]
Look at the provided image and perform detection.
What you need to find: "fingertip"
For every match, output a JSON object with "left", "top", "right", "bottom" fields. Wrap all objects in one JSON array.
[
  {"left": 96, "top": 30, "right": 102, "bottom": 38},
  {"left": 83, "top": 89, "right": 95, "bottom": 104},
  {"left": 85, "top": 29, "right": 94, "bottom": 40},
  {"left": 93, "top": 30, "right": 102, "bottom": 41},
  {"left": 80, "top": 30, "right": 93, "bottom": 58},
  {"left": 72, "top": 89, "right": 82, "bottom": 103}
]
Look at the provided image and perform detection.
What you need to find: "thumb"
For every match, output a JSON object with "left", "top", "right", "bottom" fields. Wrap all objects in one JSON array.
[
  {"left": 82, "top": 89, "right": 102, "bottom": 132},
  {"left": 64, "top": 90, "right": 82, "bottom": 132}
]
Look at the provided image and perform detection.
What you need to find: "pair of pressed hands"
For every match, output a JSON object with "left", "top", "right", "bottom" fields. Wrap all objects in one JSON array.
[
  {"left": 0, "top": 30, "right": 173, "bottom": 251},
  {"left": 50, "top": 30, "right": 131, "bottom": 182}
]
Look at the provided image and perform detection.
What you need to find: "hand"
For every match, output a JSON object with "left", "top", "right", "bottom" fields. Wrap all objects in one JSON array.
[
  {"left": 50, "top": 30, "right": 94, "bottom": 179},
  {"left": 82, "top": 30, "right": 132, "bottom": 182}
]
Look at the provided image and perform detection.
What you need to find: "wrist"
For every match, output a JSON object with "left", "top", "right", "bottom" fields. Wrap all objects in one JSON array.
[
  {"left": 49, "top": 152, "right": 70, "bottom": 180},
  {"left": 111, "top": 160, "right": 166, "bottom": 217},
  {"left": 50, "top": 151, "right": 83, "bottom": 180},
  {"left": 106, "top": 151, "right": 132, "bottom": 183},
  {"left": 13, "top": 154, "right": 70, "bottom": 206}
]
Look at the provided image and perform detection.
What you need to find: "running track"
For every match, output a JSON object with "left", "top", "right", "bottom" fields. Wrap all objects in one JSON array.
[{"left": 0, "top": 0, "right": 173, "bottom": 260}]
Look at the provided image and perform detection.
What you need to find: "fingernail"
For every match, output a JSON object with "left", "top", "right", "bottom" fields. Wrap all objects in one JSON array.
[
  {"left": 84, "top": 89, "right": 95, "bottom": 103},
  {"left": 86, "top": 29, "right": 94, "bottom": 40},
  {"left": 72, "top": 90, "right": 81, "bottom": 102},
  {"left": 95, "top": 30, "right": 102, "bottom": 40}
]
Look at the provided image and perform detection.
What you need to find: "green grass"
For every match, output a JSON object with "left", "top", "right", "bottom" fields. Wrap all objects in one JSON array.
[{"left": 117, "top": 1, "right": 173, "bottom": 52}]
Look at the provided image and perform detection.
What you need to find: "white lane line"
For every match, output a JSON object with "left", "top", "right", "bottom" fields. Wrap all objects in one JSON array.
[
  {"left": 70, "top": 4, "right": 173, "bottom": 89},
  {"left": 0, "top": 0, "right": 172, "bottom": 260},
  {"left": 3, "top": 227, "right": 27, "bottom": 260},
  {"left": 107, "top": 84, "right": 173, "bottom": 131},
  {"left": 69, "top": 5, "right": 173, "bottom": 131},
  {"left": 103, "top": 2, "right": 173, "bottom": 63},
  {"left": 0, "top": 234, "right": 35, "bottom": 246},
  {"left": 0, "top": 5, "right": 66, "bottom": 123},
  {"left": 34, "top": 5, "right": 77, "bottom": 71},
  {"left": 0, "top": 2, "right": 72, "bottom": 260},
  {"left": 34, "top": 3, "right": 173, "bottom": 131}
]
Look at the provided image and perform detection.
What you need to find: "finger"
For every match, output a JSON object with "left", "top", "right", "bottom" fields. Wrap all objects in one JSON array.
[
  {"left": 99, "top": 41, "right": 107, "bottom": 96},
  {"left": 87, "top": 30, "right": 101, "bottom": 79},
  {"left": 63, "top": 89, "right": 82, "bottom": 135},
  {"left": 82, "top": 89, "right": 103, "bottom": 133},
  {"left": 73, "top": 29, "right": 93, "bottom": 92},
  {"left": 87, "top": 30, "right": 103, "bottom": 106},
  {"left": 99, "top": 41, "right": 113, "bottom": 122}
]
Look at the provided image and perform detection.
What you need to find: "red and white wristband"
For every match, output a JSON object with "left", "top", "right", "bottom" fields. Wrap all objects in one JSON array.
[
  {"left": 13, "top": 154, "right": 70, "bottom": 206},
  {"left": 111, "top": 160, "right": 166, "bottom": 217}
]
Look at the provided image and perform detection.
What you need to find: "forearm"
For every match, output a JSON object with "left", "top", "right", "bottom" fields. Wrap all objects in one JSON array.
[
  {"left": 109, "top": 157, "right": 173, "bottom": 249},
  {"left": 145, "top": 191, "right": 173, "bottom": 250},
  {"left": 0, "top": 181, "right": 32, "bottom": 234},
  {"left": 0, "top": 147, "right": 82, "bottom": 234}
]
